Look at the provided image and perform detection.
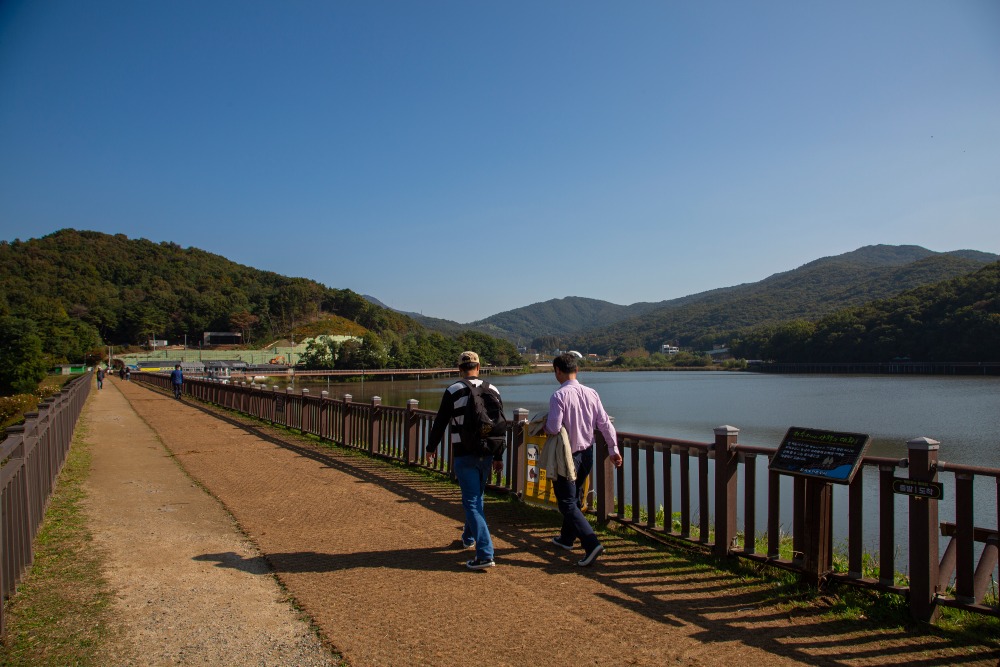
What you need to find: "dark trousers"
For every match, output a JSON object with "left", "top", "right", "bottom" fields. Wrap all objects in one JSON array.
[{"left": 552, "top": 444, "right": 599, "bottom": 552}]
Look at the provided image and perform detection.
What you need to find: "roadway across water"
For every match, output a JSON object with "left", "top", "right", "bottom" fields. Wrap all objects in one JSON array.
[{"left": 77, "top": 377, "right": 999, "bottom": 666}]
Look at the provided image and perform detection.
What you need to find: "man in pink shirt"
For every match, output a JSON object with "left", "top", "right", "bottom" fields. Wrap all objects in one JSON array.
[{"left": 544, "top": 353, "right": 623, "bottom": 566}]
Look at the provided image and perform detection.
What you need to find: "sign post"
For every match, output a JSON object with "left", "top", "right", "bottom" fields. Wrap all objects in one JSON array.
[{"left": 769, "top": 427, "right": 872, "bottom": 586}]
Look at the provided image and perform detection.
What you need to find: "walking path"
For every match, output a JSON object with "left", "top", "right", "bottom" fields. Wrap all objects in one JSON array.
[{"left": 81, "top": 378, "right": 998, "bottom": 666}]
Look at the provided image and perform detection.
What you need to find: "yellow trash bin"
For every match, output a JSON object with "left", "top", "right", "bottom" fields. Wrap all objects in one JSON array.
[{"left": 522, "top": 423, "right": 591, "bottom": 509}]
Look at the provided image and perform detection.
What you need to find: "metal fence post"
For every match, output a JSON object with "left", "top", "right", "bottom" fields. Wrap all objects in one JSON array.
[
  {"left": 320, "top": 391, "right": 330, "bottom": 440},
  {"left": 801, "top": 478, "right": 833, "bottom": 586},
  {"left": 301, "top": 388, "right": 310, "bottom": 434},
  {"left": 368, "top": 396, "right": 381, "bottom": 455},
  {"left": 342, "top": 394, "right": 353, "bottom": 447},
  {"left": 713, "top": 425, "right": 739, "bottom": 556},
  {"left": 595, "top": 429, "right": 614, "bottom": 523},
  {"left": 405, "top": 399, "right": 419, "bottom": 464},
  {"left": 907, "top": 436, "right": 941, "bottom": 623},
  {"left": 510, "top": 409, "right": 529, "bottom": 497}
]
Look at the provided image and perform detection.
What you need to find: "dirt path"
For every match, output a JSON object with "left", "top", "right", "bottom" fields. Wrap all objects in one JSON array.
[
  {"left": 83, "top": 380, "right": 339, "bottom": 666},
  {"left": 88, "top": 378, "right": 998, "bottom": 666}
]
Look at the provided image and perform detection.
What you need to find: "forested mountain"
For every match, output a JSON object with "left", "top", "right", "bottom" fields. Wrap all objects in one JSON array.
[
  {"left": 0, "top": 230, "right": 521, "bottom": 379},
  {"left": 470, "top": 296, "right": 665, "bottom": 345},
  {"left": 568, "top": 246, "right": 997, "bottom": 354},
  {"left": 730, "top": 260, "right": 1000, "bottom": 362},
  {"left": 373, "top": 245, "right": 996, "bottom": 352},
  {"left": 362, "top": 294, "right": 467, "bottom": 337}
]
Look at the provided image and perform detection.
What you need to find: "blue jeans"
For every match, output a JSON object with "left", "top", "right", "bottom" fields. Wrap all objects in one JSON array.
[
  {"left": 552, "top": 444, "right": 599, "bottom": 552},
  {"left": 454, "top": 454, "right": 495, "bottom": 561}
]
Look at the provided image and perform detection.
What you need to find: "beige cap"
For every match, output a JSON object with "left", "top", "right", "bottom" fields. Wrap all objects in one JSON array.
[{"left": 458, "top": 351, "right": 480, "bottom": 366}]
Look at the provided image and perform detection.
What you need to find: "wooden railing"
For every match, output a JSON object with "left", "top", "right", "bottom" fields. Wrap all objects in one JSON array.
[
  {"left": 0, "top": 373, "right": 91, "bottom": 634},
  {"left": 134, "top": 372, "right": 999, "bottom": 624}
]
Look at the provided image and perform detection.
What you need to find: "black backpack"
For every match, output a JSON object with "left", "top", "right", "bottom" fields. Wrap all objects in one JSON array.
[{"left": 459, "top": 379, "right": 509, "bottom": 457}]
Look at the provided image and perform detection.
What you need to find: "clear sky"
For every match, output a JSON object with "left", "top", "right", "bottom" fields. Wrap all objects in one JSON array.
[{"left": 1, "top": 1, "right": 998, "bottom": 323}]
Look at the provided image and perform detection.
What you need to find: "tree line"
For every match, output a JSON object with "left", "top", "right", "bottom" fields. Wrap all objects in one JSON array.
[
  {"left": 729, "top": 261, "right": 1000, "bottom": 363},
  {"left": 0, "top": 230, "right": 522, "bottom": 394}
]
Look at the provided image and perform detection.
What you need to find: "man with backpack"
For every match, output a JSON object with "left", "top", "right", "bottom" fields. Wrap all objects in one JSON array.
[
  {"left": 427, "top": 351, "right": 506, "bottom": 570},
  {"left": 545, "top": 353, "right": 622, "bottom": 566}
]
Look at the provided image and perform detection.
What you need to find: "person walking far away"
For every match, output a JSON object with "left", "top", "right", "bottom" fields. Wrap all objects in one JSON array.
[
  {"left": 544, "top": 353, "right": 623, "bottom": 566},
  {"left": 96, "top": 366, "right": 105, "bottom": 390},
  {"left": 426, "top": 351, "right": 505, "bottom": 570},
  {"left": 170, "top": 364, "right": 183, "bottom": 399},
  {"left": 124, "top": 366, "right": 131, "bottom": 381}
]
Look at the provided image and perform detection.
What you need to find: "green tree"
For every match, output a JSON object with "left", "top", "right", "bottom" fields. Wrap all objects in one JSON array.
[
  {"left": 300, "top": 336, "right": 341, "bottom": 370},
  {"left": 0, "top": 316, "right": 49, "bottom": 395}
]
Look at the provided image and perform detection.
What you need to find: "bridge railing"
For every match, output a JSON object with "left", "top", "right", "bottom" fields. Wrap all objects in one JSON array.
[
  {"left": 134, "top": 372, "right": 998, "bottom": 624},
  {"left": 600, "top": 429, "right": 999, "bottom": 623},
  {"left": 0, "top": 372, "right": 91, "bottom": 635}
]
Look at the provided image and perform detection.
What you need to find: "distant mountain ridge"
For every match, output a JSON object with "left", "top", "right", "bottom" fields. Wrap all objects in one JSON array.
[
  {"left": 365, "top": 245, "right": 998, "bottom": 353},
  {"left": 571, "top": 245, "right": 998, "bottom": 353}
]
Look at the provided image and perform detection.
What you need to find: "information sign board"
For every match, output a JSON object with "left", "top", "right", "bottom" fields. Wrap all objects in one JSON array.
[{"left": 769, "top": 426, "right": 871, "bottom": 484}]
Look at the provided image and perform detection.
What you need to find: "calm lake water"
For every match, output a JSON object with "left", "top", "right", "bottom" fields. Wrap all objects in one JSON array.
[{"left": 295, "top": 370, "right": 1000, "bottom": 569}]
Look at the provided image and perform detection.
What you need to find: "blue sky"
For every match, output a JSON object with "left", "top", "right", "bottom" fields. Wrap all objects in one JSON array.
[{"left": 1, "top": 1, "right": 998, "bottom": 323}]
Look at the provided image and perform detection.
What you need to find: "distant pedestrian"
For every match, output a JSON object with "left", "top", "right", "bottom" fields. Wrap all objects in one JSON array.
[
  {"left": 544, "top": 353, "right": 622, "bottom": 566},
  {"left": 427, "top": 351, "right": 505, "bottom": 570},
  {"left": 170, "top": 364, "right": 183, "bottom": 399},
  {"left": 124, "top": 367, "right": 131, "bottom": 381},
  {"left": 96, "top": 367, "right": 105, "bottom": 390},
  {"left": 119, "top": 367, "right": 126, "bottom": 380}
]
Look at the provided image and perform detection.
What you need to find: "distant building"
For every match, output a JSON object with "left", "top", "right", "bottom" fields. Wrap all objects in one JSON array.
[
  {"left": 137, "top": 360, "right": 182, "bottom": 372},
  {"left": 706, "top": 346, "right": 732, "bottom": 362},
  {"left": 661, "top": 344, "right": 679, "bottom": 355},
  {"left": 203, "top": 331, "right": 243, "bottom": 346}
]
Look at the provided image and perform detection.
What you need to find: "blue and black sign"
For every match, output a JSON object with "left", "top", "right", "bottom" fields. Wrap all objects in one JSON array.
[
  {"left": 769, "top": 426, "right": 871, "bottom": 484},
  {"left": 892, "top": 478, "right": 944, "bottom": 500}
]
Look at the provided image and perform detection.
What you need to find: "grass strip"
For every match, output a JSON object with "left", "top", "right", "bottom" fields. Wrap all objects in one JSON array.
[{"left": 0, "top": 416, "right": 119, "bottom": 667}]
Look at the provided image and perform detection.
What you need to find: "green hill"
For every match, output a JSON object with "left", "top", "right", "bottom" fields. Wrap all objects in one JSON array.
[
  {"left": 0, "top": 230, "right": 521, "bottom": 375},
  {"left": 568, "top": 245, "right": 997, "bottom": 354},
  {"left": 470, "top": 296, "right": 663, "bottom": 345},
  {"left": 731, "top": 260, "right": 1000, "bottom": 362},
  {"left": 0, "top": 229, "right": 416, "bottom": 346}
]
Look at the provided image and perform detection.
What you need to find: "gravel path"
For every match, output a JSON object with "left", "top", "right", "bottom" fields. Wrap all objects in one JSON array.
[{"left": 81, "top": 378, "right": 999, "bottom": 666}]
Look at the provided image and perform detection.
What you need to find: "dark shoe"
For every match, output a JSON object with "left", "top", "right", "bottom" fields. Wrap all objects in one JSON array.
[
  {"left": 551, "top": 536, "right": 574, "bottom": 551},
  {"left": 466, "top": 557, "right": 495, "bottom": 570},
  {"left": 462, "top": 538, "right": 476, "bottom": 550},
  {"left": 577, "top": 544, "right": 604, "bottom": 567}
]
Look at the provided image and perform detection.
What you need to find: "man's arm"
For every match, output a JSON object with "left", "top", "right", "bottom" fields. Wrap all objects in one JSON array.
[
  {"left": 544, "top": 392, "right": 563, "bottom": 436},
  {"left": 427, "top": 389, "right": 456, "bottom": 457},
  {"left": 594, "top": 396, "right": 623, "bottom": 467}
]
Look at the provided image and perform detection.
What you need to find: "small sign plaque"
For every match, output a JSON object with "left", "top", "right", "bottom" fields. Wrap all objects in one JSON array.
[
  {"left": 892, "top": 479, "right": 943, "bottom": 500},
  {"left": 769, "top": 426, "right": 871, "bottom": 484}
]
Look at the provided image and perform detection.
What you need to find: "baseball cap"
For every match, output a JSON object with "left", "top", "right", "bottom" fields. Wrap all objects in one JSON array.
[{"left": 458, "top": 351, "right": 480, "bottom": 366}]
